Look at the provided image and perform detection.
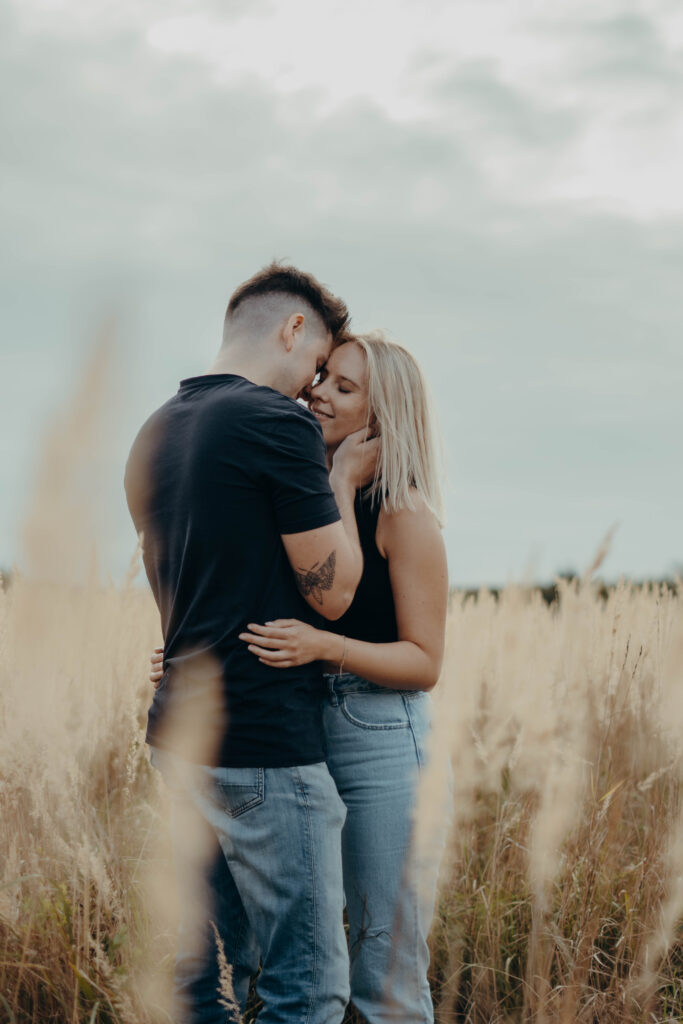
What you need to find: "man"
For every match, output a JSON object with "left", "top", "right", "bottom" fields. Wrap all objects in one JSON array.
[{"left": 125, "top": 263, "right": 373, "bottom": 1023}]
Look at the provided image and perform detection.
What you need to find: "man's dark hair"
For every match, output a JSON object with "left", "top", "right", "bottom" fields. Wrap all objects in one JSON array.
[{"left": 225, "top": 261, "right": 350, "bottom": 339}]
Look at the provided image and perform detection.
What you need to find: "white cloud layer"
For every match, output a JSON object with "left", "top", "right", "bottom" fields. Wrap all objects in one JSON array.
[
  {"left": 1, "top": 0, "right": 681, "bottom": 583},
  {"left": 14, "top": 0, "right": 682, "bottom": 218}
]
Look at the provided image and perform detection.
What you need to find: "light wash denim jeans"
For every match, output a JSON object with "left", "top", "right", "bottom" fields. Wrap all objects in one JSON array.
[
  {"left": 149, "top": 746, "right": 349, "bottom": 1024},
  {"left": 323, "top": 673, "right": 448, "bottom": 1024}
]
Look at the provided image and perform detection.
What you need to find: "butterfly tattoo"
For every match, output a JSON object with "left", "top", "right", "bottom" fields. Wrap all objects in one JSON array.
[{"left": 294, "top": 550, "right": 337, "bottom": 606}]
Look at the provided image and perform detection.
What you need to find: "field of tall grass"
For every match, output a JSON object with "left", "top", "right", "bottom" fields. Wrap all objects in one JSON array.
[
  {"left": 2, "top": 566, "right": 682, "bottom": 1023},
  {"left": 2, "top": 353, "right": 682, "bottom": 1022}
]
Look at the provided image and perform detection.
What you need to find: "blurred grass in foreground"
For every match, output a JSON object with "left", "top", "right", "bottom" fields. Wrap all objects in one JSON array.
[{"left": 1, "top": 571, "right": 682, "bottom": 1023}]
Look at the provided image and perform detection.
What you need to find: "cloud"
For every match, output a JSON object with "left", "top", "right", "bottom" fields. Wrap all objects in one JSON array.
[
  {"left": 427, "top": 58, "right": 582, "bottom": 147},
  {"left": 0, "top": 0, "right": 681, "bottom": 583},
  {"left": 557, "top": 12, "right": 680, "bottom": 84}
]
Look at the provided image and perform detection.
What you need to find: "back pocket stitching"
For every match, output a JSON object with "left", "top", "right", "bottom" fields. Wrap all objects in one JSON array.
[{"left": 213, "top": 768, "right": 265, "bottom": 818}]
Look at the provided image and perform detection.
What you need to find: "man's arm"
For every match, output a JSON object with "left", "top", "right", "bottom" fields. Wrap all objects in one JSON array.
[
  {"left": 243, "top": 491, "right": 448, "bottom": 685},
  {"left": 281, "top": 430, "right": 379, "bottom": 620}
]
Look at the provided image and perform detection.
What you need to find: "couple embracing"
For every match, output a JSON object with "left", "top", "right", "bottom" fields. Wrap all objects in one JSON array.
[{"left": 124, "top": 263, "right": 449, "bottom": 1024}]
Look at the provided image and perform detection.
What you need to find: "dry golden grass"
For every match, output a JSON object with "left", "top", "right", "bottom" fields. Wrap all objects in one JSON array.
[
  {"left": 426, "top": 578, "right": 683, "bottom": 1024},
  {"left": 2, "top": 350, "right": 682, "bottom": 1022},
  {"left": 2, "top": 572, "right": 682, "bottom": 1023}
]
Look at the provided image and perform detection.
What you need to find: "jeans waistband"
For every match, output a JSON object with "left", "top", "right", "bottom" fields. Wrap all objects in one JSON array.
[
  {"left": 323, "top": 671, "right": 388, "bottom": 697},
  {"left": 322, "top": 672, "right": 423, "bottom": 701}
]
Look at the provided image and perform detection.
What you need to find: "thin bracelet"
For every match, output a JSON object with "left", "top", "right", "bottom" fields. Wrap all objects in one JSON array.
[{"left": 338, "top": 635, "right": 347, "bottom": 677}]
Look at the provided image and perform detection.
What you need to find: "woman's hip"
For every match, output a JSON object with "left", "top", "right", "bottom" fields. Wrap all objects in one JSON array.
[{"left": 322, "top": 672, "right": 432, "bottom": 791}]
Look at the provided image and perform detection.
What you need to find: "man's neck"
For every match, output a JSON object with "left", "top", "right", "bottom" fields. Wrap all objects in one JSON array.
[{"left": 206, "top": 347, "right": 276, "bottom": 391}]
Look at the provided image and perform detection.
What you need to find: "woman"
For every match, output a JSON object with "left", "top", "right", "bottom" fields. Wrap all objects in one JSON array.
[{"left": 151, "top": 331, "right": 449, "bottom": 1023}]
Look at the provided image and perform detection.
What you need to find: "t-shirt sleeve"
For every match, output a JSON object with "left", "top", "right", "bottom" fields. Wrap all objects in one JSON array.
[{"left": 260, "top": 405, "right": 341, "bottom": 535}]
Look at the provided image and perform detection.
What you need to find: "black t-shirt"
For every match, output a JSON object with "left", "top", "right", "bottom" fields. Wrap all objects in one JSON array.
[{"left": 124, "top": 374, "right": 340, "bottom": 768}]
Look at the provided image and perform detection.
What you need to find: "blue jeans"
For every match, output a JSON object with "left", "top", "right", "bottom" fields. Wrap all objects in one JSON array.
[
  {"left": 149, "top": 747, "right": 349, "bottom": 1024},
  {"left": 323, "top": 673, "right": 448, "bottom": 1024}
]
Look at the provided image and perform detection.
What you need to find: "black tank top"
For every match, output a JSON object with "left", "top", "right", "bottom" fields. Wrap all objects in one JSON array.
[{"left": 328, "top": 488, "right": 398, "bottom": 644}]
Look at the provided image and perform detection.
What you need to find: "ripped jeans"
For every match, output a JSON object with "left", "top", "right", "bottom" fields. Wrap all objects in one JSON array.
[{"left": 323, "top": 673, "right": 450, "bottom": 1024}]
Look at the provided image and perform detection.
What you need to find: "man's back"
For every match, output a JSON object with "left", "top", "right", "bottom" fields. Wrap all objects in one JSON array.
[{"left": 125, "top": 372, "right": 340, "bottom": 767}]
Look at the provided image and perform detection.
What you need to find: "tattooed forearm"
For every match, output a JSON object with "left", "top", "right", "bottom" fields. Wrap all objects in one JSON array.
[{"left": 294, "top": 550, "right": 337, "bottom": 606}]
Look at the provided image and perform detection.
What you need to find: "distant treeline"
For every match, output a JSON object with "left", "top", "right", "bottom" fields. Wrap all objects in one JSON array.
[
  {"left": 1, "top": 568, "right": 678, "bottom": 603},
  {"left": 455, "top": 575, "right": 679, "bottom": 606}
]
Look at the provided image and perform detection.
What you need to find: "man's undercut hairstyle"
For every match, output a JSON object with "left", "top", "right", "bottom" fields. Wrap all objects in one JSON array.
[{"left": 225, "top": 262, "right": 350, "bottom": 340}]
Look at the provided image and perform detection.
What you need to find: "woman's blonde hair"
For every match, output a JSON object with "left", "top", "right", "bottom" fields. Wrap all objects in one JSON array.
[{"left": 351, "top": 330, "right": 445, "bottom": 528}]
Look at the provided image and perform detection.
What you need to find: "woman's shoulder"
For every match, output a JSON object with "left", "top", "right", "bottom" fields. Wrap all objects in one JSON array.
[{"left": 375, "top": 488, "right": 440, "bottom": 558}]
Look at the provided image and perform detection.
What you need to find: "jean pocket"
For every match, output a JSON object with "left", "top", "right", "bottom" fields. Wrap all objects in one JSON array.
[
  {"left": 206, "top": 766, "right": 265, "bottom": 818},
  {"left": 341, "top": 692, "right": 411, "bottom": 730}
]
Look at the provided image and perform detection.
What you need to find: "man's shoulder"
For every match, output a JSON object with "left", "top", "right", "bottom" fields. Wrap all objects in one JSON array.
[
  {"left": 244, "top": 384, "right": 315, "bottom": 419},
  {"left": 127, "top": 396, "right": 174, "bottom": 459},
  {"left": 131, "top": 380, "right": 321, "bottom": 454},
  {"left": 231, "top": 386, "right": 321, "bottom": 438}
]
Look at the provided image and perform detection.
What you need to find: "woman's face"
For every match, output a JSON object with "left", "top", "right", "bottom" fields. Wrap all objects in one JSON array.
[{"left": 309, "top": 341, "right": 370, "bottom": 450}]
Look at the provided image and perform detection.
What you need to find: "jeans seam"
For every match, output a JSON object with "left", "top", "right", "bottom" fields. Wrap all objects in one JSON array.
[
  {"left": 230, "top": 902, "right": 249, "bottom": 976},
  {"left": 294, "top": 767, "right": 317, "bottom": 1024},
  {"left": 404, "top": 696, "right": 425, "bottom": 768}
]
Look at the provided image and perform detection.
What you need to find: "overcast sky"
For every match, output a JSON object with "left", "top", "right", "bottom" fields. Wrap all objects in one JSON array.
[{"left": 1, "top": 0, "right": 681, "bottom": 586}]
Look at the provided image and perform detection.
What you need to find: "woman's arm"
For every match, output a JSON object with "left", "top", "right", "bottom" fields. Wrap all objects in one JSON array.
[{"left": 240, "top": 493, "right": 449, "bottom": 691}]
